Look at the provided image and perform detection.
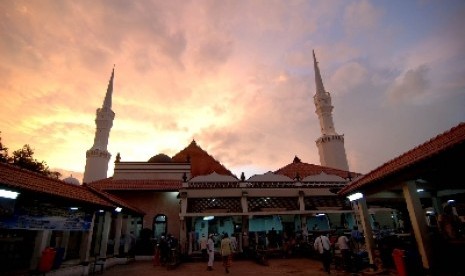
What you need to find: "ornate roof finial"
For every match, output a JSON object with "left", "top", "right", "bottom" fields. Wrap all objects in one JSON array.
[
  {"left": 115, "top": 152, "right": 121, "bottom": 163},
  {"left": 293, "top": 155, "right": 301, "bottom": 163},
  {"left": 313, "top": 50, "right": 326, "bottom": 95},
  {"left": 182, "top": 172, "right": 187, "bottom": 182},
  {"left": 240, "top": 172, "right": 245, "bottom": 182},
  {"left": 103, "top": 65, "right": 115, "bottom": 108},
  {"left": 295, "top": 172, "right": 301, "bottom": 182}
]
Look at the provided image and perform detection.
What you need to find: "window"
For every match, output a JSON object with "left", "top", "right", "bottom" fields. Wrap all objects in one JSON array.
[{"left": 153, "top": 214, "right": 167, "bottom": 240}]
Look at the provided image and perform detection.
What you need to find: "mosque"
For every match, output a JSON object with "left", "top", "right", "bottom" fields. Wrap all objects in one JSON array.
[
  {"left": 1, "top": 50, "right": 463, "bottom": 274},
  {"left": 83, "top": 51, "right": 368, "bottom": 255}
]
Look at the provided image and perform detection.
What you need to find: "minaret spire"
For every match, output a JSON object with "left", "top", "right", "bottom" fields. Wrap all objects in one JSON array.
[
  {"left": 313, "top": 50, "right": 326, "bottom": 95},
  {"left": 312, "top": 50, "right": 349, "bottom": 171},
  {"left": 103, "top": 65, "right": 114, "bottom": 109},
  {"left": 83, "top": 66, "right": 116, "bottom": 183}
]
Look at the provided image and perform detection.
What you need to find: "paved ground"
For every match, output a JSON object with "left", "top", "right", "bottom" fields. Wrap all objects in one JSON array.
[{"left": 103, "top": 258, "right": 367, "bottom": 276}]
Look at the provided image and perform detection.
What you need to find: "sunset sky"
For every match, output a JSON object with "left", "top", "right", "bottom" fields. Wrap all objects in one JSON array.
[{"left": 1, "top": 0, "right": 464, "bottom": 183}]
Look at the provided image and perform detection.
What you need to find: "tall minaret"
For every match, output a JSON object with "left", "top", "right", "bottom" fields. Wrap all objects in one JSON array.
[
  {"left": 312, "top": 51, "right": 349, "bottom": 171},
  {"left": 83, "top": 67, "right": 116, "bottom": 183}
]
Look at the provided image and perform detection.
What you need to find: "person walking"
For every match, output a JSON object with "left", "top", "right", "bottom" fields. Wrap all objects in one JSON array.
[
  {"left": 220, "top": 233, "right": 233, "bottom": 274},
  {"left": 314, "top": 232, "right": 332, "bottom": 274},
  {"left": 207, "top": 234, "right": 215, "bottom": 271},
  {"left": 337, "top": 233, "right": 351, "bottom": 272},
  {"left": 199, "top": 234, "right": 208, "bottom": 260}
]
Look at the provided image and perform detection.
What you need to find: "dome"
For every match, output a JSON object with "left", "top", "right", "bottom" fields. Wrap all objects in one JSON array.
[
  {"left": 63, "top": 175, "right": 80, "bottom": 185},
  {"left": 148, "top": 153, "right": 172, "bottom": 163}
]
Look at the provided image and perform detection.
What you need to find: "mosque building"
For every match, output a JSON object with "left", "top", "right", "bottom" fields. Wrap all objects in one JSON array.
[{"left": 85, "top": 51, "right": 365, "bottom": 254}]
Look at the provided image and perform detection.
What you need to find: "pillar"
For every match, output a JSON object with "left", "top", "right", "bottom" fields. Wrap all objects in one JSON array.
[
  {"left": 99, "top": 211, "right": 112, "bottom": 259},
  {"left": 403, "top": 181, "right": 432, "bottom": 269},
  {"left": 93, "top": 213, "right": 104, "bottom": 255},
  {"left": 299, "top": 191, "right": 305, "bottom": 211},
  {"left": 356, "top": 198, "right": 375, "bottom": 265},
  {"left": 113, "top": 213, "right": 123, "bottom": 256},
  {"left": 300, "top": 215, "right": 308, "bottom": 241},
  {"left": 61, "top": 231, "right": 70, "bottom": 259},
  {"left": 80, "top": 213, "right": 96, "bottom": 263},
  {"left": 30, "top": 230, "right": 52, "bottom": 270},
  {"left": 179, "top": 218, "right": 187, "bottom": 254},
  {"left": 123, "top": 215, "right": 132, "bottom": 255}
]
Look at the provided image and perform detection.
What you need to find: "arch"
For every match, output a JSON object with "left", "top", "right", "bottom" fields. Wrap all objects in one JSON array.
[{"left": 153, "top": 214, "right": 167, "bottom": 240}]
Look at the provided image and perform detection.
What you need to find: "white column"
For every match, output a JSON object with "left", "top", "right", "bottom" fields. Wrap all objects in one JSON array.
[
  {"left": 179, "top": 218, "right": 187, "bottom": 254},
  {"left": 99, "top": 211, "right": 112, "bottom": 259},
  {"left": 30, "top": 230, "right": 52, "bottom": 270},
  {"left": 93, "top": 213, "right": 104, "bottom": 255},
  {"left": 300, "top": 215, "right": 308, "bottom": 241},
  {"left": 61, "top": 231, "right": 70, "bottom": 259},
  {"left": 124, "top": 215, "right": 132, "bottom": 255},
  {"left": 241, "top": 192, "right": 248, "bottom": 213},
  {"left": 298, "top": 191, "right": 305, "bottom": 211},
  {"left": 180, "top": 192, "right": 188, "bottom": 215},
  {"left": 403, "top": 181, "right": 432, "bottom": 269},
  {"left": 356, "top": 198, "right": 375, "bottom": 265},
  {"left": 113, "top": 213, "right": 123, "bottom": 256},
  {"left": 80, "top": 213, "right": 96, "bottom": 263}
]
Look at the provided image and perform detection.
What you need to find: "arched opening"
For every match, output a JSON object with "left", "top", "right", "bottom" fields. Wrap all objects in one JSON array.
[{"left": 153, "top": 214, "right": 167, "bottom": 240}]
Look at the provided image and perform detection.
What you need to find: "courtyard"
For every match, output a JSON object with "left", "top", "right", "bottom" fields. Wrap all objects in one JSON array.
[{"left": 101, "top": 258, "right": 395, "bottom": 276}]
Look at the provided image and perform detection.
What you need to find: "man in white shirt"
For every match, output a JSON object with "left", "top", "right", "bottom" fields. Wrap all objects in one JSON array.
[
  {"left": 207, "top": 234, "right": 215, "bottom": 271},
  {"left": 314, "top": 233, "right": 332, "bottom": 274},
  {"left": 337, "top": 234, "right": 351, "bottom": 272}
]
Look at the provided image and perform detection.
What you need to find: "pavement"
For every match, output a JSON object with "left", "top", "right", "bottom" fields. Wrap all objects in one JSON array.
[{"left": 102, "top": 258, "right": 367, "bottom": 276}]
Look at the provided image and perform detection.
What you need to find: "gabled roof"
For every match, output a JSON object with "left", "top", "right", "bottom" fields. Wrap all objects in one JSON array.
[
  {"left": 339, "top": 122, "right": 465, "bottom": 195},
  {"left": 190, "top": 172, "right": 238, "bottom": 183},
  {"left": 247, "top": 171, "right": 293, "bottom": 182},
  {"left": 85, "top": 184, "right": 145, "bottom": 214},
  {"left": 89, "top": 178, "right": 182, "bottom": 191},
  {"left": 275, "top": 156, "right": 359, "bottom": 180},
  {"left": 171, "top": 140, "right": 235, "bottom": 177},
  {"left": 0, "top": 163, "right": 110, "bottom": 208},
  {"left": 302, "top": 172, "right": 346, "bottom": 182}
]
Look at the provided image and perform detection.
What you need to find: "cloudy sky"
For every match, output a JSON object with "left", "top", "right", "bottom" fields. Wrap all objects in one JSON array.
[{"left": 1, "top": 0, "right": 464, "bottom": 182}]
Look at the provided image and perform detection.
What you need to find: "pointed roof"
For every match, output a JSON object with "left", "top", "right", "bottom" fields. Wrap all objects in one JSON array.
[
  {"left": 171, "top": 140, "right": 235, "bottom": 177},
  {"left": 313, "top": 50, "right": 326, "bottom": 95},
  {"left": 275, "top": 156, "right": 359, "bottom": 180},
  {"left": 103, "top": 66, "right": 114, "bottom": 108},
  {"left": 190, "top": 172, "right": 239, "bottom": 183},
  {"left": 247, "top": 171, "right": 293, "bottom": 182}
]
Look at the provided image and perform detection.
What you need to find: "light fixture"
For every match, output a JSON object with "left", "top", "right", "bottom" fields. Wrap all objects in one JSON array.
[
  {"left": 0, "top": 189, "right": 20, "bottom": 199},
  {"left": 426, "top": 210, "right": 434, "bottom": 215},
  {"left": 98, "top": 209, "right": 104, "bottom": 213},
  {"left": 115, "top": 207, "right": 122, "bottom": 212},
  {"left": 316, "top": 213, "right": 325, "bottom": 217},
  {"left": 203, "top": 216, "right": 214, "bottom": 221},
  {"left": 447, "top": 199, "right": 455, "bottom": 204},
  {"left": 416, "top": 188, "right": 424, "bottom": 192},
  {"left": 70, "top": 207, "right": 79, "bottom": 210},
  {"left": 347, "top": 192, "right": 363, "bottom": 201}
]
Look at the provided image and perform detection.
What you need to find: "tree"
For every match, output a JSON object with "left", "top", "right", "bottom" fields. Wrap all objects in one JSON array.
[
  {"left": 0, "top": 132, "right": 9, "bottom": 163},
  {"left": 0, "top": 133, "right": 61, "bottom": 179},
  {"left": 12, "top": 144, "right": 49, "bottom": 174}
]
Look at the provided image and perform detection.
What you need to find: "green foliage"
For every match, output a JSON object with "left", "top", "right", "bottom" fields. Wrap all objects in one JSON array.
[{"left": 0, "top": 132, "right": 9, "bottom": 163}]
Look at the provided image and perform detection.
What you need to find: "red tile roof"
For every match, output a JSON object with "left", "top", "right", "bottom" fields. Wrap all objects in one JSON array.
[
  {"left": 85, "top": 184, "right": 145, "bottom": 214},
  {"left": 339, "top": 122, "right": 465, "bottom": 195},
  {"left": 89, "top": 178, "right": 182, "bottom": 191},
  {"left": 0, "top": 163, "right": 111, "bottom": 207},
  {"left": 171, "top": 140, "right": 235, "bottom": 178},
  {"left": 274, "top": 156, "right": 360, "bottom": 180}
]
